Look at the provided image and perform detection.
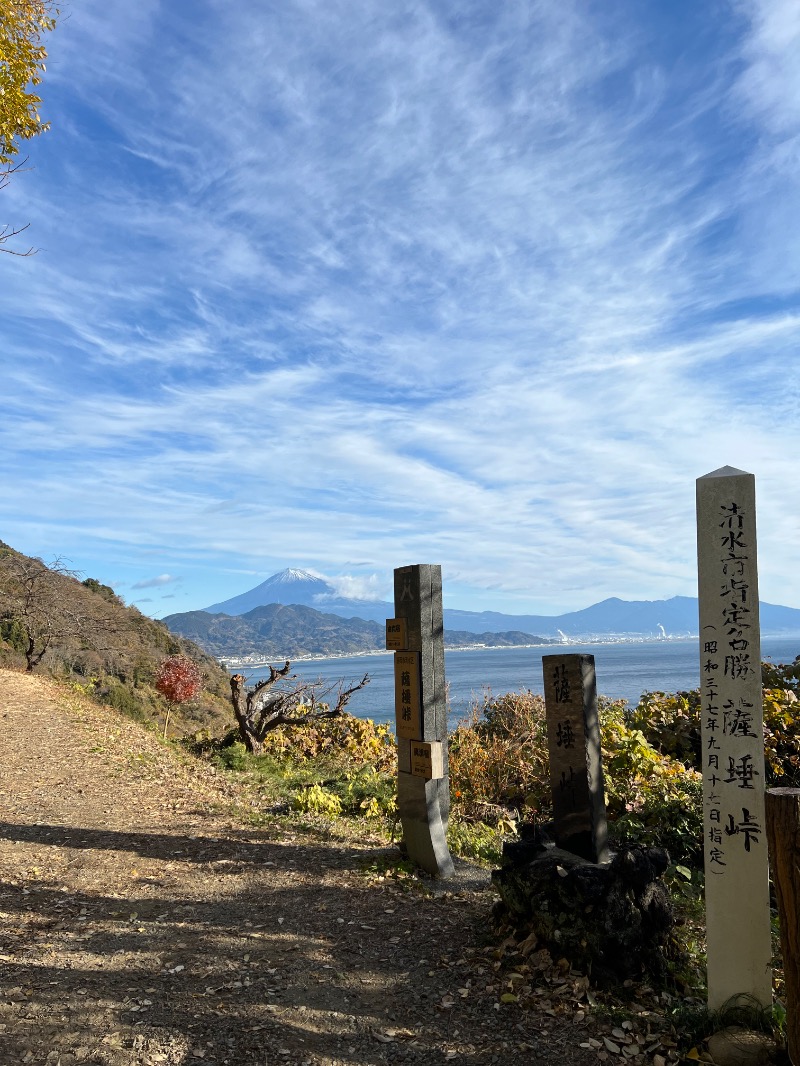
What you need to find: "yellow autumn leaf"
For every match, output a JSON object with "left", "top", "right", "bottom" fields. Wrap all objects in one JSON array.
[{"left": 0, "top": 0, "right": 58, "bottom": 164}]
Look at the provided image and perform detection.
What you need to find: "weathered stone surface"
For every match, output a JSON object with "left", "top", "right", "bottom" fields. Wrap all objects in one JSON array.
[
  {"left": 766, "top": 788, "right": 800, "bottom": 1066},
  {"left": 493, "top": 829, "right": 674, "bottom": 985},
  {"left": 397, "top": 771, "right": 455, "bottom": 878},
  {"left": 393, "top": 564, "right": 453, "bottom": 878},
  {"left": 706, "top": 1027, "right": 776, "bottom": 1066},
  {"left": 543, "top": 653, "right": 609, "bottom": 863}
]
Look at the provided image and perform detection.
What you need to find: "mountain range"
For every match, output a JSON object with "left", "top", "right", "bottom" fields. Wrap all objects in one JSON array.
[
  {"left": 197, "top": 568, "right": 800, "bottom": 639},
  {"left": 163, "top": 602, "right": 558, "bottom": 659}
]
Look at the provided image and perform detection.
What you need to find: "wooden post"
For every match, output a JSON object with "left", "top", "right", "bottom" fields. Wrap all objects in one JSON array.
[{"left": 766, "top": 788, "right": 800, "bottom": 1063}]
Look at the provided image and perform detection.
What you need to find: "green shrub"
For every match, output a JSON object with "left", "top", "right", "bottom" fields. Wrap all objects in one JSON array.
[
  {"left": 213, "top": 741, "right": 249, "bottom": 772},
  {"left": 761, "top": 659, "right": 800, "bottom": 787},
  {"left": 327, "top": 765, "right": 397, "bottom": 818},
  {"left": 629, "top": 690, "right": 701, "bottom": 766},
  {"left": 100, "top": 679, "right": 151, "bottom": 725},
  {"left": 205, "top": 722, "right": 398, "bottom": 822},
  {"left": 0, "top": 616, "right": 27, "bottom": 653},
  {"left": 259, "top": 713, "right": 396, "bottom": 772},
  {"left": 447, "top": 817, "right": 512, "bottom": 865},
  {"left": 630, "top": 657, "right": 800, "bottom": 788},
  {"left": 600, "top": 700, "right": 703, "bottom": 863},
  {"left": 81, "top": 577, "right": 122, "bottom": 605},
  {"left": 291, "top": 784, "right": 343, "bottom": 817}
]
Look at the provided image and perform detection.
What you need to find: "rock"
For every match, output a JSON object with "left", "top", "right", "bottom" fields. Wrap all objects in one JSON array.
[
  {"left": 706, "top": 1027, "right": 775, "bottom": 1066},
  {"left": 492, "top": 841, "right": 675, "bottom": 985}
]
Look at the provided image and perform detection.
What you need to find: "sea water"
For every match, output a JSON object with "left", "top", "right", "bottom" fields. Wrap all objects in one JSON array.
[{"left": 241, "top": 636, "right": 800, "bottom": 728}]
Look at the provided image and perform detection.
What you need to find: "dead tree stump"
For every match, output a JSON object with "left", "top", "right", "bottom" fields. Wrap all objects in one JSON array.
[{"left": 766, "top": 788, "right": 800, "bottom": 1064}]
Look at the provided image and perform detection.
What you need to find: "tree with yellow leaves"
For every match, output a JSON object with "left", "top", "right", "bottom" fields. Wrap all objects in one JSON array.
[{"left": 0, "top": 0, "right": 58, "bottom": 252}]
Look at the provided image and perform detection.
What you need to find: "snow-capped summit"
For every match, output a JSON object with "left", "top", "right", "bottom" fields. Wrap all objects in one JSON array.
[
  {"left": 275, "top": 568, "right": 320, "bottom": 583},
  {"left": 203, "top": 568, "right": 335, "bottom": 616}
]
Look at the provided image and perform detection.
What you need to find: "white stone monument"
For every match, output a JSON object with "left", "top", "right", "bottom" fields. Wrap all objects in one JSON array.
[{"left": 697, "top": 466, "right": 771, "bottom": 1009}]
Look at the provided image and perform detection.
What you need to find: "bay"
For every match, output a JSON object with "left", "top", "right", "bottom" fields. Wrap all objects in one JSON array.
[{"left": 241, "top": 636, "right": 800, "bottom": 729}]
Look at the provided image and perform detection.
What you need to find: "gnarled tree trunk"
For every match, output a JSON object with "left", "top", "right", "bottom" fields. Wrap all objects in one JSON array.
[{"left": 229, "top": 664, "right": 369, "bottom": 754}]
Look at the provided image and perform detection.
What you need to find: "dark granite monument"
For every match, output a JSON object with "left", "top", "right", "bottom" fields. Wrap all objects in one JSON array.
[
  {"left": 542, "top": 652, "right": 608, "bottom": 864},
  {"left": 389, "top": 563, "right": 454, "bottom": 878}
]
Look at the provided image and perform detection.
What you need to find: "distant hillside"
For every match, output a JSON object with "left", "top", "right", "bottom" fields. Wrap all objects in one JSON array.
[
  {"left": 163, "top": 603, "right": 556, "bottom": 658},
  {"left": 0, "top": 541, "right": 231, "bottom": 737},
  {"left": 444, "top": 596, "right": 800, "bottom": 638},
  {"left": 201, "top": 569, "right": 800, "bottom": 638},
  {"left": 166, "top": 604, "right": 385, "bottom": 659}
]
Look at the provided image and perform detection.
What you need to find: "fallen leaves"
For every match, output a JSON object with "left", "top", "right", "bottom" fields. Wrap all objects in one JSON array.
[
  {"left": 372, "top": 1026, "right": 416, "bottom": 1043},
  {"left": 465, "top": 930, "right": 687, "bottom": 1064}
]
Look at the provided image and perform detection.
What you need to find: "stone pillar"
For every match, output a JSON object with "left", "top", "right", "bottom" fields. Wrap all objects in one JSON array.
[
  {"left": 542, "top": 653, "right": 609, "bottom": 864},
  {"left": 697, "top": 466, "right": 771, "bottom": 1010},
  {"left": 390, "top": 564, "right": 454, "bottom": 878}
]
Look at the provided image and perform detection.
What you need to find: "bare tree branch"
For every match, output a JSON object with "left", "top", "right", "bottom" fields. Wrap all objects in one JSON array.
[
  {"left": 0, "top": 160, "right": 37, "bottom": 255},
  {"left": 229, "top": 664, "right": 371, "bottom": 753},
  {"left": 0, "top": 551, "right": 120, "bottom": 671}
]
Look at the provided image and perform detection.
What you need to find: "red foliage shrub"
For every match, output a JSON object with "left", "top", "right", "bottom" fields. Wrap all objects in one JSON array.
[{"left": 155, "top": 655, "right": 203, "bottom": 706}]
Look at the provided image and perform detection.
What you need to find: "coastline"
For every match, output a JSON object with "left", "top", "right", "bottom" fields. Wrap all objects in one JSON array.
[
  {"left": 219, "top": 634, "right": 707, "bottom": 672},
  {"left": 218, "top": 636, "right": 800, "bottom": 717}
]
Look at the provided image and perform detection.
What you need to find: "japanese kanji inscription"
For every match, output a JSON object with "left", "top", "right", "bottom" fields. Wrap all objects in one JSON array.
[
  {"left": 543, "top": 653, "right": 609, "bottom": 864},
  {"left": 393, "top": 651, "right": 421, "bottom": 740},
  {"left": 385, "top": 618, "right": 407, "bottom": 651},
  {"left": 697, "top": 466, "right": 771, "bottom": 1009}
]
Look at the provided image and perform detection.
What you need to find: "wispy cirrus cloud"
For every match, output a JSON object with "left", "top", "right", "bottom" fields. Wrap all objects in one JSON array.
[
  {"left": 2, "top": 1, "right": 799, "bottom": 615},
  {"left": 131, "top": 574, "right": 181, "bottom": 590}
]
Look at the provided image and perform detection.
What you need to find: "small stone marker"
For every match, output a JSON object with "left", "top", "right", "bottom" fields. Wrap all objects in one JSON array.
[
  {"left": 697, "top": 466, "right": 771, "bottom": 1010},
  {"left": 392, "top": 564, "right": 454, "bottom": 878},
  {"left": 542, "top": 653, "right": 609, "bottom": 864}
]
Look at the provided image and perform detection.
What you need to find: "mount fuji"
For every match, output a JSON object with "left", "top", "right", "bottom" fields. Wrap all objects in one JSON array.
[{"left": 203, "top": 568, "right": 394, "bottom": 624}]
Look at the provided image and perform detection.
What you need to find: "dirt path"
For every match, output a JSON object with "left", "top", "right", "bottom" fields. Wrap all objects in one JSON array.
[{"left": 0, "top": 669, "right": 609, "bottom": 1065}]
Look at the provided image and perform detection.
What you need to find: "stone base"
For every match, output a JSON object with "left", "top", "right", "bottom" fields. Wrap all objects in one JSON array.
[
  {"left": 492, "top": 830, "right": 674, "bottom": 986},
  {"left": 397, "top": 771, "right": 454, "bottom": 878},
  {"left": 706, "top": 1027, "right": 777, "bottom": 1066}
]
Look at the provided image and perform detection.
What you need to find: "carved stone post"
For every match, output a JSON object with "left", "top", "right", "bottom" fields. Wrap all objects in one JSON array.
[
  {"left": 697, "top": 466, "right": 771, "bottom": 1010},
  {"left": 389, "top": 564, "right": 454, "bottom": 878},
  {"left": 542, "top": 653, "right": 609, "bottom": 864}
]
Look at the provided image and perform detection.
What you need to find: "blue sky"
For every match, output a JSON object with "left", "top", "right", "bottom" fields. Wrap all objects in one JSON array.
[{"left": 2, "top": 0, "right": 800, "bottom": 618}]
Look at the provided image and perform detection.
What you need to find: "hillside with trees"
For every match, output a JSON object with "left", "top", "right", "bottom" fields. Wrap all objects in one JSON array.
[
  {"left": 163, "top": 602, "right": 556, "bottom": 658},
  {"left": 0, "top": 540, "right": 230, "bottom": 736}
]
